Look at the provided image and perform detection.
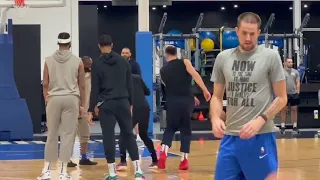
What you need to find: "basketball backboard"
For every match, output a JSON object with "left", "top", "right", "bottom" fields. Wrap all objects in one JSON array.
[{"left": 0, "top": 0, "right": 66, "bottom": 8}]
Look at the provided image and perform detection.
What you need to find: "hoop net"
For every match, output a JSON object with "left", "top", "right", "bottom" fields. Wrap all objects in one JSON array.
[{"left": 13, "top": 0, "right": 29, "bottom": 18}]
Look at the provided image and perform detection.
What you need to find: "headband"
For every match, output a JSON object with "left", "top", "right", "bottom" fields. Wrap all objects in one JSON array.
[{"left": 57, "top": 37, "right": 71, "bottom": 44}]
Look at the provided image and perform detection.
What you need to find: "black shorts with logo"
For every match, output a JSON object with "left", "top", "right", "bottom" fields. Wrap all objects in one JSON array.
[{"left": 287, "top": 93, "right": 300, "bottom": 106}]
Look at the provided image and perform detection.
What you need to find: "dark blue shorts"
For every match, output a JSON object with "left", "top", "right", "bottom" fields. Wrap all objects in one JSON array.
[{"left": 214, "top": 133, "right": 278, "bottom": 180}]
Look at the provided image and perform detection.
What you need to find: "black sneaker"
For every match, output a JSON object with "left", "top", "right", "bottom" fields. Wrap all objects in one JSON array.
[
  {"left": 280, "top": 127, "right": 286, "bottom": 134},
  {"left": 79, "top": 159, "right": 98, "bottom": 165},
  {"left": 293, "top": 127, "right": 300, "bottom": 134},
  {"left": 67, "top": 161, "right": 77, "bottom": 167}
]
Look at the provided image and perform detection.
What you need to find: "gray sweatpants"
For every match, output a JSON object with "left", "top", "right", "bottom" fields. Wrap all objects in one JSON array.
[{"left": 44, "top": 95, "right": 79, "bottom": 163}]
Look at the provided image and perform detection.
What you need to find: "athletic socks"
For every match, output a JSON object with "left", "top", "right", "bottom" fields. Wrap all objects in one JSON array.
[
  {"left": 293, "top": 123, "right": 297, "bottom": 128},
  {"left": 181, "top": 153, "right": 188, "bottom": 161},
  {"left": 108, "top": 163, "right": 117, "bottom": 176},
  {"left": 281, "top": 123, "right": 297, "bottom": 128},
  {"left": 133, "top": 160, "right": 143, "bottom": 174},
  {"left": 81, "top": 154, "right": 87, "bottom": 160},
  {"left": 42, "top": 161, "right": 51, "bottom": 173},
  {"left": 161, "top": 144, "right": 169, "bottom": 155}
]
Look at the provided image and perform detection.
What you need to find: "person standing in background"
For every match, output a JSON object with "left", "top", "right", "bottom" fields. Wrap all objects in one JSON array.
[
  {"left": 88, "top": 35, "right": 145, "bottom": 180},
  {"left": 280, "top": 58, "right": 300, "bottom": 134},
  {"left": 121, "top": 47, "right": 142, "bottom": 141},
  {"left": 38, "top": 32, "right": 86, "bottom": 180},
  {"left": 68, "top": 56, "right": 98, "bottom": 168},
  {"left": 121, "top": 47, "right": 141, "bottom": 75}
]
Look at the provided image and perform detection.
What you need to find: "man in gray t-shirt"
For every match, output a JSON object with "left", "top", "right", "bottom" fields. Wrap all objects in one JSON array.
[
  {"left": 280, "top": 58, "right": 300, "bottom": 134},
  {"left": 210, "top": 12, "right": 288, "bottom": 180}
]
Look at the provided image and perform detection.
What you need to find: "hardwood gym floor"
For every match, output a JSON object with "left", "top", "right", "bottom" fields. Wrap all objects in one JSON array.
[{"left": 0, "top": 138, "right": 319, "bottom": 180}]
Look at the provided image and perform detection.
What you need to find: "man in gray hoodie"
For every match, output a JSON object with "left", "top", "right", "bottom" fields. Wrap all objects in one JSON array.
[{"left": 38, "top": 32, "right": 86, "bottom": 180}]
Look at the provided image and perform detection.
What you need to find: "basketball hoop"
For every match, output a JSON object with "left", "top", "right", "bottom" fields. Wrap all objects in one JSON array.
[{"left": 13, "top": 0, "right": 29, "bottom": 18}]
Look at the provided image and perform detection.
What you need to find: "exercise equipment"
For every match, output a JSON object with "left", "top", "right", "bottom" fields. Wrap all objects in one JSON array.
[
  {"left": 201, "top": 38, "right": 215, "bottom": 51},
  {"left": 199, "top": 31, "right": 215, "bottom": 41}
]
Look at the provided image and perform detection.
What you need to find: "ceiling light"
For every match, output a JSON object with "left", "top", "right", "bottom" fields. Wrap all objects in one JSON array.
[
  {"left": 234, "top": 5, "right": 238, "bottom": 8},
  {"left": 104, "top": 5, "right": 107, "bottom": 8},
  {"left": 289, "top": 7, "right": 293, "bottom": 10},
  {"left": 221, "top": 6, "right": 225, "bottom": 10},
  {"left": 152, "top": 7, "right": 156, "bottom": 10},
  {"left": 163, "top": 5, "right": 167, "bottom": 8},
  {"left": 304, "top": 4, "right": 308, "bottom": 8}
]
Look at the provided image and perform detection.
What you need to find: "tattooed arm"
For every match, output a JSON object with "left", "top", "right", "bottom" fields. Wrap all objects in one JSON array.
[
  {"left": 262, "top": 80, "right": 287, "bottom": 120},
  {"left": 262, "top": 52, "right": 288, "bottom": 120}
]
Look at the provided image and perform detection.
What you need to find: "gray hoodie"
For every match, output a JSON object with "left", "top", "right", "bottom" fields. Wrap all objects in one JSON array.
[{"left": 45, "top": 50, "right": 82, "bottom": 98}]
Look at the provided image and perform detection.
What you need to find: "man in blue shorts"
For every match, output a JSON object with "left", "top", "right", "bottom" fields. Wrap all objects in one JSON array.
[{"left": 210, "top": 12, "right": 287, "bottom": 180}]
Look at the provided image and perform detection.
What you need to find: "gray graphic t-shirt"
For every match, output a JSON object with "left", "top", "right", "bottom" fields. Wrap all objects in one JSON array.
[
  {"left": 283, "top": 68, "right": 299, "bottom": 94},
  {"left": 211, "top": 46, "right": 285, "bottom": 135}
]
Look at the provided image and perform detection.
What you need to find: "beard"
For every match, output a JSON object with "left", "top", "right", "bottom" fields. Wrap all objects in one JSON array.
[{"left": 240, "top": 43, "right": 256, "bottom": 52}]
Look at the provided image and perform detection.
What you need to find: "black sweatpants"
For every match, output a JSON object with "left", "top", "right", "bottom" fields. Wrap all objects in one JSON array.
[
  {"left": 162, "top": 96, "right": 194, "bottom": 153},
  {"left": 99, "top": 99, "right": 139, "bottom": 163},
  {"left": 119, "top": 107, "right": 157, "bottom": 163}
]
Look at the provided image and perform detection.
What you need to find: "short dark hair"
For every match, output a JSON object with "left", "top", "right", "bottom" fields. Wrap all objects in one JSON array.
[
  {"left": 99, "top": 35, "right": 113, "bottom": 47},
  {"left": 237, "top": 12, "right": 261, "bottom": 28},
  {"left": 58, "top": 32, "right": 71, "bottom": 46},
  {"left": 81, "top": 56, "right": 91, "bottom": 62},
  {"left": 165, "top": 46, "right": 177, "bottom": 56}
]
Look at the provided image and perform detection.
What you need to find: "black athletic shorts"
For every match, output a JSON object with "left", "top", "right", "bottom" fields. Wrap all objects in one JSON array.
[{"left": 287, "top": 93, "right": 300, "bottom": 106}]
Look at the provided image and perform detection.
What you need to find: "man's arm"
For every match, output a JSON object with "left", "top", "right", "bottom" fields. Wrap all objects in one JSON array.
[
  {"left": 209, "top": 53, "right": 226, "bottom": 121},
  {"left": 126, "top": 64, "right": 134, "bottom": 106},
  {"left": 88, "top": 62, "right": 99, "bottom": 112},
  {"left": 296, "top": 70, "right": 300, "bottom": 94},
  {"left": 261, "top": 53, "right": 287, "bottom": 120},
  {"left": 42, "top": 62, "right": 49, "bottom": 102},
  {"left": 183, "top": 59, "right": 209, "bottom": 92},
  {"left": 78, "top": 61, "right": 86, "bottom": 108}
]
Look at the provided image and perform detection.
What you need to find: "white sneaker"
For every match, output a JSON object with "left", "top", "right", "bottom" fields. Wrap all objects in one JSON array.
[
  {"left": 37, "top": 171, "right": 51, "bottom": 180},
  {"left": 59, "top": 173, "right": 72, "bottom": 180}
]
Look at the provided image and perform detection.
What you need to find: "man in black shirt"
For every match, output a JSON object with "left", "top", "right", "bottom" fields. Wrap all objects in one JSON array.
[
  {"left": 116, "top": 74, "right": 158, "bottom": 171},
  {"left": 87, "top": 35, "right": 145, "bottom": 180},
  {"left": 158, "top": 46, "right": 211, "bottom": 171}
]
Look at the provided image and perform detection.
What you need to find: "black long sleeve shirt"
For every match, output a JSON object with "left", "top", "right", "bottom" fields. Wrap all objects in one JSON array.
[
  {"left": 88, "top": 52, "right": 133, "bottom": 112},
  {"left": 132, "top": 74, "right": 150, "bottom": 109}
]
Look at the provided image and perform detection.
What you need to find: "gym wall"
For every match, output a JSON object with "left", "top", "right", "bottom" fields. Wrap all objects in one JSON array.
[
  {"left": 80, "top": 1, "right": 295, "bottom": 57},
  {"left": 2, "top": 0, "right": 79, "bottom": 79}
]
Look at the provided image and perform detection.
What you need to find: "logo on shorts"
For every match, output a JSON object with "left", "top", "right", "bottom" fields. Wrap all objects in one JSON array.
[{"left": 259, "top": 146, "right": 268, "bottom": 159}]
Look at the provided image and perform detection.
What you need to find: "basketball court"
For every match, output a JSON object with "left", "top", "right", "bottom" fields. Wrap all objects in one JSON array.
[
  {"left": 0, "top": 0, "right": 320, "bottom": 180},
  {"left": 0, "top": 132, "right": 320, "bottom": 180}
]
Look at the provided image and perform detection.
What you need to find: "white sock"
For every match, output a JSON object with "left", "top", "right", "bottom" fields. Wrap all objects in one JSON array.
[
  {"left": 60, "top": 162, "right": 67, "bottom": 174},
  {"left": 181, "top": 153, "right": 188, "bottom": 161},
  {"left": 108, "top": 163, "right": 116, "bottom": 176},
  {"left": 161, "top": 144, "right": 169, "bottom": 155},
  {"left": 281, "top": 123, "right": 285, "bottom": 128},
  {"left": 133, "top": 160, "right": 143, "bottom": 174},
  {"left": 42, "top": 161, "right": 50, "bottom": 173},
  {"left": 293, "top": 123, "right": 297, "bottom": 128}
]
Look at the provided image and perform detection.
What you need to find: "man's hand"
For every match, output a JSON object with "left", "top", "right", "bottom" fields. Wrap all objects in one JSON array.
[
  {"left": 130, "top": 105, "right": 133, "bottom": 117},
  {"left": 79, "top": 106, "right": 85, "bottom": 117},
  {"left": 194, "top": 96, "right": 200, "bottom": 106},
  {"left": 87, "top": 112, "right": 95, "bottom": 126},
  {"left": 211, "top": 117, "right": 226, "bottom": 138},
  {"left": 94, "top": 106, "right": 99, "bottom": 116},
  {"left": 239, "top": 116, "right": 265, "bottom": 139},
  {"left": 203, "top": 90, "right": 211, "bottom": 101}
]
